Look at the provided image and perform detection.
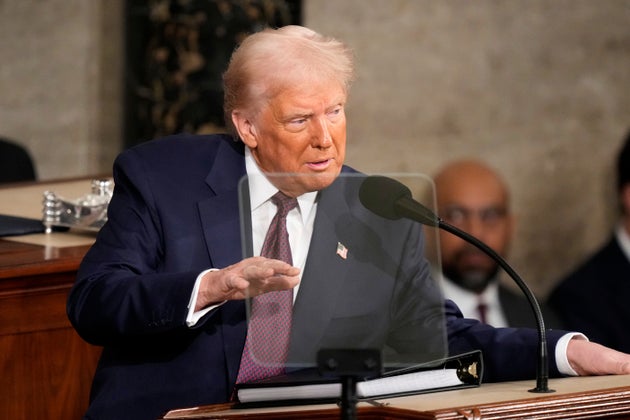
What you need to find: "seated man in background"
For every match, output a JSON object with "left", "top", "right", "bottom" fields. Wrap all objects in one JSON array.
[
  {"left": 549, "top": 130, "right": 630, "bottom": 352},
  {"left": 0, "top": 136, "right": 37, "bottom": 183},
  {"left": 67, "top": 26, "right": 630, "bottom": 420},
  {"left": 433, "top": 160, "right": 562, "bottom": 328}
]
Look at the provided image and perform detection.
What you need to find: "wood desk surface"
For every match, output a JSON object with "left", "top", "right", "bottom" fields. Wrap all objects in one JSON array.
[
  {"left": 163, "top": 375, "right": 630, "bottom": 419},
  {"left": 0, "top": 239, "right": 90, "bottom": 281},
  {"left": 0, "top": 177, "right": 104, "bottom": 248}
]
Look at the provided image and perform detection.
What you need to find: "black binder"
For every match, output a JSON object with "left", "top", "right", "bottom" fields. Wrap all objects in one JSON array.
[
  {"left": 235, "top": 350, "right": 483, "bottom": 407},
  {"left": 0, "top": 214, "right": 45, "bottom": 237}
]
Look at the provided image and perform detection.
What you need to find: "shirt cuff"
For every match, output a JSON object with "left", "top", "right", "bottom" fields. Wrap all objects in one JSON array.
[
  {"left": 186, "top": 268, "right": 224, "bottom": 327},
  {"left": 555, "top": 332, "right": 589, "bottom": 376}
]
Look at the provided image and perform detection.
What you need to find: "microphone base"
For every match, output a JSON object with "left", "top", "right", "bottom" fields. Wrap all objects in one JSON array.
[
  {"left": 528, "top": 375, "right": 555, "bottom": 393},
  {"left": 528, "top": 386, "right": 556, "bottom": 393}
]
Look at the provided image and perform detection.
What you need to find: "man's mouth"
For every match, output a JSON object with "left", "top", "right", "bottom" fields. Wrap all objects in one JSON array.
[{"left": 307, "top": 159, "right": 332, "bottom": 170}]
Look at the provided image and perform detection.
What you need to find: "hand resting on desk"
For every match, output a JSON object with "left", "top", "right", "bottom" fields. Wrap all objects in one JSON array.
[{"left": 568, "top": 338, "right": 630, "bottom": 376}]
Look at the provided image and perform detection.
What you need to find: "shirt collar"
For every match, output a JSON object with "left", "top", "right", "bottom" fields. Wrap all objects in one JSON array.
[
  {"left": 244, "top": 147, "right": 318, "bottom": 222},
  {"left": 440, "top": 274, "right": 501, "bottom": 305}
]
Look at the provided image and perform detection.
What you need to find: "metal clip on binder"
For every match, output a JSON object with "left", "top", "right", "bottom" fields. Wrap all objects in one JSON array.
[{"left": 42, "top": 179, "right": 113, "bottom": 233}]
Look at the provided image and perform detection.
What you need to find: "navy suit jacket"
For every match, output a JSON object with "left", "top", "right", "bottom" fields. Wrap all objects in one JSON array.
[
  {"left": 68, "top": 134, "right": 567, "bottom": 420},
  {"left": 549, "top": 235, "right": 630, "bottom": 352}
]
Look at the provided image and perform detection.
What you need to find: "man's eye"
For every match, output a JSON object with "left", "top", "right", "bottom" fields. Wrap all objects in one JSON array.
[
  {"left": 289, "top": 118, "right": 307, "bottom": 126},
  {"left": 328, "top": 107, "right": 343, "bottom": 117},
  {"left": 480, "top": 208, "right": 506, "bottom": 223},
  {"left": 444, "top": 208, "right": 466, "bottom": 222}
]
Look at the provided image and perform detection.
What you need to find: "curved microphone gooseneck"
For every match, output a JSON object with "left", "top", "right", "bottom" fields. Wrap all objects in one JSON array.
[{"left": 359, "top": 175, "right": 554, "bottom": 393}]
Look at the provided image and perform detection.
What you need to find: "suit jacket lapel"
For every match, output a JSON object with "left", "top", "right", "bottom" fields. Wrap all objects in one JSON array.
[
  {"left": 198, "top": 141, "right": 246, "bottom": 269},
  {"left": 288, "top": 178, "right": 352, "bottom": 366}
]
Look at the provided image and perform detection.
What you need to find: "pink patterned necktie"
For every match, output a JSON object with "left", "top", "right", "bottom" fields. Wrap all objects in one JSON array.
[{"left": 236, "top": 191, "right": 298, "bottom": 384}]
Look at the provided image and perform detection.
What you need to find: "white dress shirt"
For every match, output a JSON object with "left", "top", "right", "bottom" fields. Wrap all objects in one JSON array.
[{"left": 439, "top": 276, "right": 509, "bottom": 328}]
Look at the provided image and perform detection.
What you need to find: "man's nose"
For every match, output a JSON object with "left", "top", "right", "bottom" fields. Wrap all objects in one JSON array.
[{"left": 313, "top": 117, "right": 332, "bottom": 147}]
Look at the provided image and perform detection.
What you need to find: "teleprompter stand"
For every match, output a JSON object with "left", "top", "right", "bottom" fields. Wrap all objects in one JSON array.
[{"left": 317, "top": 349, "right": 382, "bottom": 420}]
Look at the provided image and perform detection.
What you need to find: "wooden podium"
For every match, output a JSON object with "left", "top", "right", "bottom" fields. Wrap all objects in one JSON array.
[
  {"left": 4, "top": 179, "right": 630, "bottom": 420},
  {"left": 161, "top": 375, "right": 630, "bottom": 419},
  {"left": 0, "top": 179, "right": 102, "bottom": 419}
]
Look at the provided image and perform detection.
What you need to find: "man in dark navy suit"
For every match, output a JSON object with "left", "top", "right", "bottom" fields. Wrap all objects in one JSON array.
[
  {"left": 550, "top": 130, "right": 630, "bottom": 352},
  {"left": 67, "top": 26, "right": 630, "bottom": 420}
]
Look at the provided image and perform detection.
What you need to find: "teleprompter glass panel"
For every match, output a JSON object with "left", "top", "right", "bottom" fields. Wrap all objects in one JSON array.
[{"left": 237, "top": 172, "right": 447, "bottom": 372}]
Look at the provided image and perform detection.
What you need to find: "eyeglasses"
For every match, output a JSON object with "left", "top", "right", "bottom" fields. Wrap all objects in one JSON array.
[{"left": 440, "top": 205, "right": 507, "bottom": 227}]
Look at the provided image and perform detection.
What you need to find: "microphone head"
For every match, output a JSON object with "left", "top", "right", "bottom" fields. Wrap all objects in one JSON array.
[{"left": 359, "top": 175, "right": 412, "bottom": 220}]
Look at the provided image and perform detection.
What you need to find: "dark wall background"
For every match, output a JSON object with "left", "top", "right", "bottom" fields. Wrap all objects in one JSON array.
[{"left": 124, "top": 0, "right": 302, "bottom": 148}]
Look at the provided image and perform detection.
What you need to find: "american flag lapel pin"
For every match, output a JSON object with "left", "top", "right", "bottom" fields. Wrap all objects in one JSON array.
[{"left": 336, "top": 242, "right": 348, "bottom": 260}]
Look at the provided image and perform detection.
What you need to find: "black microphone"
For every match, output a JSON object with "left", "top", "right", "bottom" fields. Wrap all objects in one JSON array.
[{"left": 359, "top": 175, "right": 554, "bottom": 393}]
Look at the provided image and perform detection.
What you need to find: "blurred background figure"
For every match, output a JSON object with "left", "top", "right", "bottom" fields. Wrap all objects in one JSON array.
[
  {"left": 434, "top": 159, "right": 562, "bottom": 328},
  {"left": 0, "top": 136, "right": 37, "bottom": 184},
  {"left": 549, "top": 129, "right": 630, "bottom": 352}
]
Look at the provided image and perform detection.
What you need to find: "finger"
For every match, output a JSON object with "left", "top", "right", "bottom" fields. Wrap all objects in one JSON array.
[
  {"left": 261, "top": 258, "right": 301, "bottom": 275},
  {"left": 271, "top": 265, "right": 301, "bottom": 277},
  {"left": 241, "top": 264, "right": 275, "bottom": 280},
  {"left": 263, "top": 275, "right": 301, "bottom": 297},
  {"left": 242, "top": 262, "right": 300, "bottom": 279},
  {"left": 226, "top": 275, "right": 249, "bottom": 292}
]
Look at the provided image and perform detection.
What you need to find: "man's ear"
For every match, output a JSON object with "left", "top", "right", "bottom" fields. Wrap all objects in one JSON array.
[{"left": 232, "top": 110, "right": 258, "bottom": 149}]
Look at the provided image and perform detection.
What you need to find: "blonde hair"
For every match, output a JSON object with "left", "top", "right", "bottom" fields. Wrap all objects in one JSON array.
[{"left": 223, "top": 25, "right": 355, "bottom": 137}]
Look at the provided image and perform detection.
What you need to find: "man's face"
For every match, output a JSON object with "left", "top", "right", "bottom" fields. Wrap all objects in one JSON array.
[
  {"left": 436, "top": 166, "right": 514, "bottom": 293},
  {"left": 234, "top": 81, "right": 347, "bottom": 197}
]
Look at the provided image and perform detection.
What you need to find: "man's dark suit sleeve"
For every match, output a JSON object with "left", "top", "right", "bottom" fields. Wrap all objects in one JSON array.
[{"left": 445, "top": 299, "right": 565, "bottom": 382}]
